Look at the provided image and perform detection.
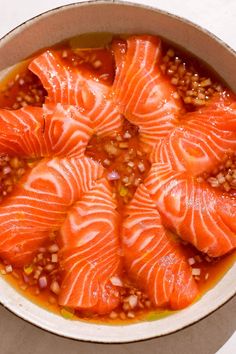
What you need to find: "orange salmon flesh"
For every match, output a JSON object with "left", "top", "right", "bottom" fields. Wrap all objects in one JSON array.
[{"left": 0, "top": 33, "right": 235, "bottom": 324}]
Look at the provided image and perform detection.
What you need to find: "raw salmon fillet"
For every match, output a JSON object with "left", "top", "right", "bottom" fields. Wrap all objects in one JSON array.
[
  {"left": 145, "top": 162, "right": 236, "bottom": 257},
  {"left": 29, "top": 50, "right": 123, "bottom": 137},
  {"left": 1, "top": 35, "right": 234, "bottom": 317},
  {"left": 0, "top": 104, "right": 93, "bottom": 158},
  {"left": 150, "top": 94, "right": 236, "bottom": 175},
  {"left": 112, "top": 35, "right": 184, "bottom": 151},
  {"left": 58, "top": 178, "right": 122, "bottom": 314},
  {"left": 122, "top": 184, "right": 199, "bottom": 310},
  {"left": 0, "top": 157, "right": 103, "bottom": 266}
]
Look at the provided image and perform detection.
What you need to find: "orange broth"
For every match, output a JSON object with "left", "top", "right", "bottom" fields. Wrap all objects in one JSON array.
[{"left": 0, "top": 34, "right": 235, "bottom": 324}]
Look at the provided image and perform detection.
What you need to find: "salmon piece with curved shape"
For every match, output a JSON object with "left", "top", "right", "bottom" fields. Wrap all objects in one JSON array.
[
  {"left": 122, "top": 184, "right": 199, "bottom": 310},
  {"left": 0, "top": 105, "right": 50, "bottom": 157},
  {"left": 0, "top": 157, "right": 104, "bottom": 266},
  {"left": 150, "top": 94, "right": 236, "bottom": 175},
  {"left": 58, "top": 178, "right": 122, "bottom": 314},
  {"left": 145, "top": 162, "right": 236, "bottom": 257},
  {"left": 0, "top": 104, "right": 93, "bottom": 158},
  {"left": 112, "top": 35, "right": 184, "bottom": 151},
  {"left": 44, "top": 104, "right": 93, "bottom": 157},
  {"left": 29, "top": 50, "right": 123, "bottom": 137}
]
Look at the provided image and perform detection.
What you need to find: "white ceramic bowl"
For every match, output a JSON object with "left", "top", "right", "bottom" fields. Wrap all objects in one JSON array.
[{"left": 0, "top": 1, "right": 235, "bottom": 343}]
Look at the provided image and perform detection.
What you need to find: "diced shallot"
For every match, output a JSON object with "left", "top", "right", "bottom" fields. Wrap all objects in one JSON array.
[
  {"left": 192, "top": 268, "right": 201, "bottom": 276},
  {"left": 138, "top": 162, "right": 145, "bottom": 173},
  {"left": 48, "top": 244, "right": 59, "bottom": 253},
  {"left": 127, "top": 311, "right": 135, "bottom": 319},
  {"left": 188, "top": 257, "right": 195, "bottom": 266},
  {"left": 23, "top": 273, "right": 29, "bottom": 283},
  {"left": 109, "top": 311, "right": 118, "bottom": 319},
  {"left": 127, "top": 161, "right": 135, "bottom": 168},
  {"left": 5, "top": 265, "right": 13, "bottom": 273},
  {"left": 123, "top": 131, "right": 132, "bottom": 139},
  {"left": 50, "top": 280, "right": 60, "bottom": 295},
  {"left": 3, "top": 166, "right": 11, "bottom": 175},
  {"left": 127, "top": 295, "right": 138, "bottom": 308},
  {"left": 110, "top": 276, "right": 123, "bottom": 287},
  {"left": 38, "top": 276, "right": 48, "bottom": 289},
  {"left": 107, "top": 171, "right": 120, "bottom": 181},
  {"left": 51, "top": 254, "right": 58, "bottom": 263}
]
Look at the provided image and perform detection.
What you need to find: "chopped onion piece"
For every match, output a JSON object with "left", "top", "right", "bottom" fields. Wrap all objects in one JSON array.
[
  {"left": 122, "top": 176, "right": 129, "bottom": 184},
  {"left": 145, "top": 300, "right": 151, "bottom": 308},
  {"left": 123, "top": 131, "right": 132, "bottom": 139},
  {"left": 109, "top": 311, "right": 118, "bottom": 319},
  {"left": 205, "top": 256, "right": 212, "bottom": 262},
  {"left": 51, "top": 254, "right": 58, "bottom": 263},
  {"left": 172, "top": 92, "right": 179, "bottom": 99},
  {"left": 107, "top": 171, "right": 120, "bottom": 181},
  {"left": 119, "top": 312, "right": 126, "bottom": 320},
  {"left": 127, "top": 295, "right": 138, "bottom": 308},
  {"left": 3, "top": 166, "right": 11, "bottom": 175},
  {"left": 37, "top": 253, "right": 43, "bottom": 261},
  {"left": 127, "top": 161, "right": 135, "bottom": 168},
  {"left": 188, "top": 257, "right": 195, "bottom": 266},
  {"left": 134, "top": 178, "right": 141, "bottom": 186},
  {"left": 110, "top": 276, "right": 123, "bottom": 287},
  {"left": 48, "top": 244, "right": 59, "bottom": 253},
  {"left": 192, "top": 268, "right": 201, "bottom": 276},
  {"left": 93, "top": 60, "right": 102, "bottom": 68},
  {"left": 104, "top": 143, "right": 119, "bottom": 156},
  {"left": 5, "top": 265, "right": 13, "bottom": 273},
  {"left": 138, "top": 162, "right": 145, "bottom": 173},
  {"left": 61, "top": 50, "right": 68, "bottom": 58},
  {"left": 103, "top": 159, "right": 111, "bottom": 166},
  {"left": 23, "top": 273, "right": 29, "bottom": 283},
  {"left": 45, "top": 264, "right": 55, "bottom": 272},
  {"left": 200, "top": 78, "right": 212, "bottom": 87},
  {"left": 50, "top": 280, "right": 60, "bottom": 295},
  {"left": 116, "top": 135, "right": 122, "bottom": 142},
  {"left": 127, "top": 311, "right": 135, "bottom": 319},
  {"left": 119, "top": 142, "right": 129, "bottom": 149},
  {"left": 38, "top": 276, "right": 48, "bottom": 289},
  {"left": 123, "top": 302, "right": 130, "bottom": 311}
]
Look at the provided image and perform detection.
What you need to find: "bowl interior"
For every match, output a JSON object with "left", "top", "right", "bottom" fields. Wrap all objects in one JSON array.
[
  {"left": 0, "top": 1, "right": 235, "bottom": 90},
  {"left": 0, "top": 0, "right": 235, "bottom": 343}
]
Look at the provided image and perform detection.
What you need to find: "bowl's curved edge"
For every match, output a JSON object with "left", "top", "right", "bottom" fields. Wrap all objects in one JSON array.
[
  {"left": 1, "top": 287, "right": 236, "bottom": 344},
  {"left": 0, "top": 0, "right": 235, "bottom": 62}
]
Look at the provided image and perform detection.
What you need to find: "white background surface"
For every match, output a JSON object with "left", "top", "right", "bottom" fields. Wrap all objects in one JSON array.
[{"left": 0, "top": 1, "right": 235, "bottom": 353}]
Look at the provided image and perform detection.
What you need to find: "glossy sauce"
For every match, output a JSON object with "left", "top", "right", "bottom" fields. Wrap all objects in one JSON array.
[{"left": 0, "top": 33, "right": 235, "bottom": 324}]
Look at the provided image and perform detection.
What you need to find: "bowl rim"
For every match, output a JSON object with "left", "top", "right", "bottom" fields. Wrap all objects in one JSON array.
[
  {"left": 0, "top": 0, "right": 236, "bottom": 62},
  {"left": 1, "top": 290, "right": 235, "bottom": 344},
  {"left": 0, "top": 0, "right": 235, "bottom": 344}
]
